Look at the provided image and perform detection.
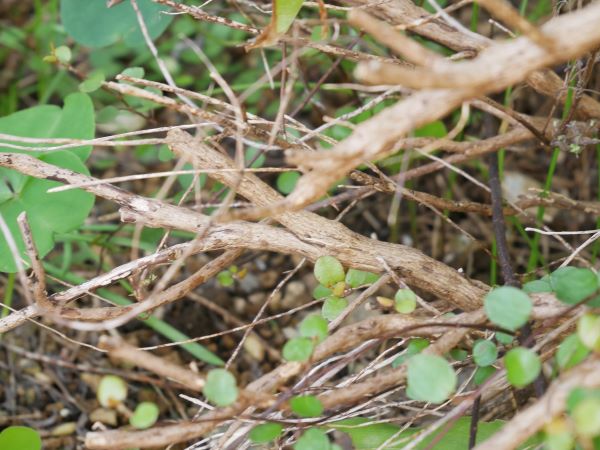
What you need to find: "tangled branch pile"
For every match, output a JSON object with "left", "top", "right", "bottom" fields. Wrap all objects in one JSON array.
[{"left": 1, "top": 0, "right": 600, "bottom": 449}]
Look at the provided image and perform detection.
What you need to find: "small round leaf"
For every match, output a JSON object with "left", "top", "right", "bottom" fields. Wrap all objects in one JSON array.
[
  {"left": 129, "top": 402, "right": 159, "bottom": 430},
  {"left": 394, "top": 288, "right": 417, "bottom": 314},
  {"left": 484, "top": 286, "right": 532, "bottom": 331},
  {"left": 79, "top": 71, "right": 105, "bottom": 93},
  {"left": 473, "top": 366, "right": 496, "bottom": 386},
  {"left": 556, "top": 333, "right": 590, "bottom": 370},
  {"left": 345, "top": 269, "right": 379, "bottom": 288},
  {"left": 283, "top": 337, "right": 315, "bottom": 362},
  {"left": 322, "top": 296, "right": 348, "bottom": 321},
  {"left": 313, "top": 284, "right": 332, "bottom": 299},
  {"left": 407, "top": 354, "right": 457, "bottom": 404},
  {"left": 249, "top": 423, "right": 284, "bottom": 443},
  {"left": 299, "top": 315, "right": 329, "bottom": 343},
  {"left": 504, "top": 347, "right": 541, "bottom": 388},
  {"left": 551, "top": 267, "right": 598, "bottom": 305},
  {"left": 97, "top": 375, "right": 128, "bottom": 408},
  {"left": 293, "top": 428, "right": 330, "bottom": 450},
  {"left": 276, "top": 171, "right": 301, "bottom": 194},
  {"left": 0, "top": 426, "right": 42, "bottom": 450},
  {"left": 473, "top": 340, "right": 498, "bottom": 367},
  {"left": 290, "top": 395, "right": 324, "bottom": 418},
  {"left": 55, "top": 45, "right": 72, "bottom": 63},
  {"left": 314, "top": 256, "right": 345, "bottom": 288},
  {"left": 577, "top": 313, "right": 600, "bottom": 351},
  {"left": 203, "top": 369, "right": 238, "bottom": 407},
  {"left": 572, "top": 397, "right": 600, "bottom": 437}
]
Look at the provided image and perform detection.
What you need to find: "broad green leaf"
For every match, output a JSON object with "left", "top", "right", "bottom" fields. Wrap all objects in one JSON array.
[
  {"left": 274, "top": 0, "right": 305, "bottom": 34},
  {"left": 407, "top": 354, "right": 456, "bottom": 404},
  {"left": 504, "top": 347, "right": 541, "bottom": 388},
  {"left": 577, "top": 313, "right": 600, "bottom": 351},
  {"left": 276, "top": 171, "right": 301, "bottom": 195},
  {"left": 97, "top": 375, "right": 128, "bottom": 408},
  {"left": 331, "top": 417, "right": 507, "bottom": 449},
  {"left": 314, "top": 255, "right": 345, "bottom": 287},
  {"left": 556, "top": 333, "right": 590, "bottom": 370},
  {"left": 203, "top": 369, "right": 238, "bottom": 407},
  {"left": 0, "top": 92, "right": 94, "bottom": 161},
  {"left": 392, "top": 338, "right": 430, "bottom": 367},
  {"left": 484, "top": 286, "right": 532, "bottom": 331},
  {"left": 345, "top": 269, "right": 379, "bottom": 288},
  {"left": 0, "top": 152, "right": 95, "bottom": 273},
  {"left": 299, "top": 314, "right": 328, "bottom": 343},
  {"left": 473, "top": 340, "right": 498, "bottom": 367},
  {"left": 0, "top": 426, "right": 41, "bottom": 450},
  {"left": 294, "top": 428, "right": 330, "bottom": 450},
  {"left": 130, "top": 402, "right": 159, "bottom": 429},
  {"left": 566, "top": 388, "right": 600, "bottom": 414},
  {"left": 394, "top": 288, "right": 417, "bottom": 314},
  {"left": 283, "top": 337, "right": 314, "bottom": 362},
  {"left": 322, "top": 296, "right": 348, "bottom": 321},
  {"left": 290, "top": 395, "right": 324, "bottom": 418},
  {"left": 449, "top": 348, "right": 468, "bottom": 361},
  {"left": 551, "top": 266, "right": 598, "bottom": 305},
  {"left": 120, "top": 66, "right": 145, "bottom": 79},
  {"left": 249, "top": 423, "right": 284, "bottom": 443},
  {"left": 60, "top": 0, "right": 173, "bottom": 48}
]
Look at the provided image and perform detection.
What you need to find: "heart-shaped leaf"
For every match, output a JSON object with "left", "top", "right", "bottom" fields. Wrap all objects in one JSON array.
[{"left": 60, "top": 0, "right": 172, "bottom": 48}]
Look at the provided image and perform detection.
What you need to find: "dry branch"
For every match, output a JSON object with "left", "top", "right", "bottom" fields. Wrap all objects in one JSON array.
[{"left": 277, "top": 3, "right": 600, "bottom": 213}]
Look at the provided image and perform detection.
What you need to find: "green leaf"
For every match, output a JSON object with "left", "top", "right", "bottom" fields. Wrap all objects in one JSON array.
[
  {"left": 449, "top": 348, "right": 468, "bottom": 362},
  {"left": 274, "top": 0, "right": 305, "bottom": 34},
  {"left": 290, "top": 395, "right": 324, "bottom": 417},
  {"left": 120, "top": 66, "right": 145, "bottom": 79},
  {"left": 0, "top": 92, "right": 94, "bottom": 160},
  {"left": 414, "top": 120, "right": 447, "bottom": 138},
  {"left": 217, "top": 270, "right": 234, "bottom": 287},
  {"left": 276, "top": 171, "right": 301, "bottom": 194},
  {"left": 572, "top": 397, "right": 600, "bottom": 437},
  {"left": 566, "top": 388, "right": 600, "bottom": 414},
  {"left": 407, "top": 354, "right": 457, "bottom": 404},
  {"left": 283, "top": 337, "right": 315, "bottom": 362},
  {"left": 345, "top": 269, "right": 379, "bottom": 288},
  {"left": 551, "top": 266, "right": 598, "bottom": 305},
  {"left": 331, "top": 417, "right": 507, "bottom": 450},
  {"left": 97, "top": 375, "right": 128, "bottom": 408},
  {"left": 392, "top": 338, "right": 430, "bottom": 367},
  {"left": 321, "top": 296, "right": 348, "bottom": 321},
  {"left": 313, "top": 284, "right": 332, "bottom": 299},
  {"left": 523, "top": 278, "right": 552, "bottom": 294},
  {"left": 293, "top": 428, "right": 330, "bottom": 450},
  {"left": 130, "top": 402, "right": 159, "bottom": 429},
  {"left": 0, "top": 426, "right": 42, "bottom": 450},
  {"left": 55, "top": 45, "right": 72, "bottom": 63},
  {"left": 314, "top": 255, "right": 345, "bottom": 288},
  {"left": 0, "top": 93, "right": 96, "bottom": 273},
  {"left": 473, "top": 340, "right": 498, "bottom": 367},
  {"left": 473, "top": 366, "right": 496, "bottom": 386},
  {"left": 504, "top": 347, "right": 541, "bottom": 388},
  {"left": 394, "top": 288, "right": 417, "bottom": 314},
  {"left": 544, "top": 418, "right": 575, "bottom": 450},
  {"left": 249, "top": 423, "right": 284, "bottom": 443},
  {"left": 495, "top": 331, "right": 514, "bottom": 345},
  {"left": 79, "top": 70, "right": 105, "bottom": 93},
  {"left": 203, "top": 369, "right": 238, "bottom": 407},
  {"left": 60, "top": 0, "right": 173, "bottom": 48},
  {"left": 577, "top": 313, "right": 600, "bottom": 351},
  {"left": 484, "top": 286, "right": 532, "bottom": 331},
  {"left": 556, "top": 333, "right": 590, "bottom": 370},
  {"left": 299, "top": 314, "right": 329, "bottom": 343}
]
